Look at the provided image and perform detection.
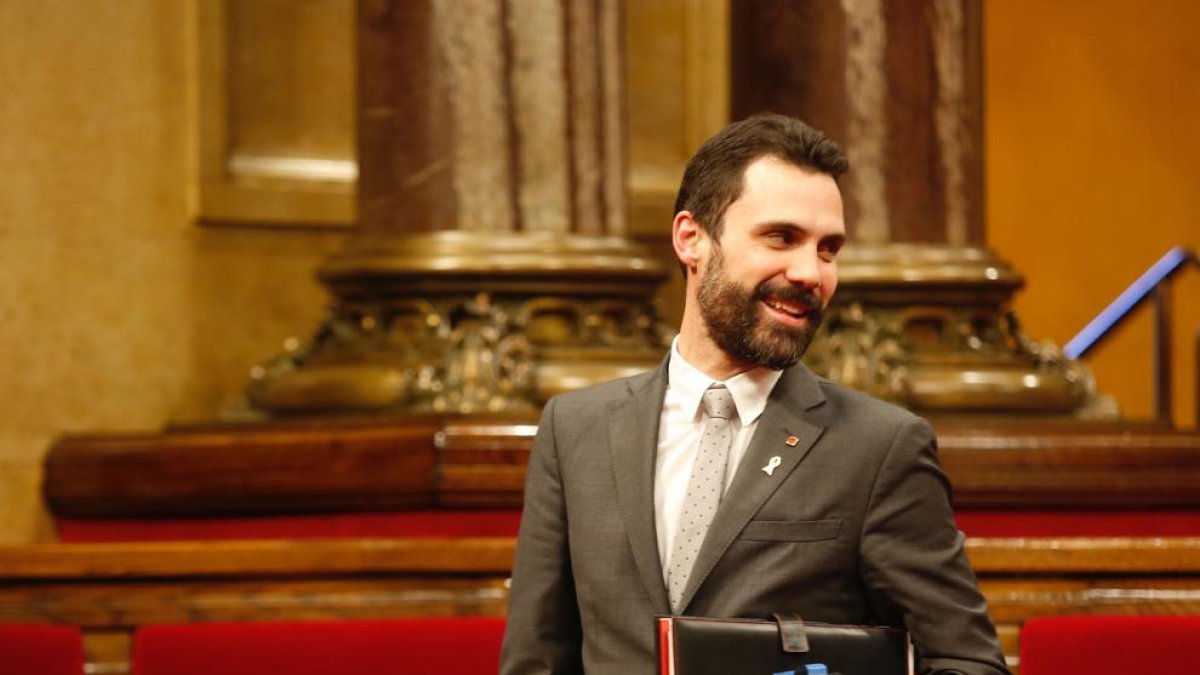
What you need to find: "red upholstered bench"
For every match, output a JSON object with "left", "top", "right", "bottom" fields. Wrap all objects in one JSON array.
[
  {"left": 1020, "top": 615, "right": 1200, "bottom": 675},
  {"left": 132, "top": 617, "right": 506, "bottom": 675},
  {"left": 0, "top": 624, "right": 85, "bottom": 675}
]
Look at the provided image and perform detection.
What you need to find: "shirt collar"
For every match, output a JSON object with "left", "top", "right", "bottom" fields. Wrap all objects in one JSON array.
[{"left": 668, "top": 337, "right": 783, "bottom": 424}]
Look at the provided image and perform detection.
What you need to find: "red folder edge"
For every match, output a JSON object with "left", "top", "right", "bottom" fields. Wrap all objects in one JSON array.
[{"left": 658, "top": 617, "right": 674, "bottom": 675}]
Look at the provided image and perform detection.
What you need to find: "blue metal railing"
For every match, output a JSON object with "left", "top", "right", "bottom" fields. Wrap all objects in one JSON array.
[{"left": 1063, "top": 245, "right": 1198, "bottom": 423}]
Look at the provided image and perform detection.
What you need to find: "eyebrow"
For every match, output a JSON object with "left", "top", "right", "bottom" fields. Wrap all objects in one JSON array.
[{"left": 754, "top": 221, "right": 847, "bottom": 245}]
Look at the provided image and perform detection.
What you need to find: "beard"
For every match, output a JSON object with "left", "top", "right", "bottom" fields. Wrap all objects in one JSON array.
[{"left": 696, "top": 245, "right": 824, "bottom": 371}]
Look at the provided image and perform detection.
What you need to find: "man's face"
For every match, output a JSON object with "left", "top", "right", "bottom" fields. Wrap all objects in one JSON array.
[{"left": 695, "top": 156, "right": 845, "bottom": 371}]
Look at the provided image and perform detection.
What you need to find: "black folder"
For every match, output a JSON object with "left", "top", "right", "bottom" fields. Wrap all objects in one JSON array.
[{"left": 658, "top": 614, "right": 912, "bottom": 675}]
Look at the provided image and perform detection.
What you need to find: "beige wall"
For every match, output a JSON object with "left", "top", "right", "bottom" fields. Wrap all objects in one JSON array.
[
  {"left": 0, "top": 2, "right": 345, "bottom": 543},
  {"left": 986, "top": 0, "right": 1199, "bottom": 427}
]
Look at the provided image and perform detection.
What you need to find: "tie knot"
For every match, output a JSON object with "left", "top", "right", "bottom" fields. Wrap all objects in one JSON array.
[{"left": 702, "top": 386, "right": 736, "bottom": 420}]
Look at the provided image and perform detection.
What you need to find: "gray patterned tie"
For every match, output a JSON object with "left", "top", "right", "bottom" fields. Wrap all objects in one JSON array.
[{"left": 667, "top": 385, "right": 736, "bottom": 612}]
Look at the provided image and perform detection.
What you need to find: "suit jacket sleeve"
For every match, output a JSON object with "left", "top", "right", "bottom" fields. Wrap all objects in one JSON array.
[
  {"left": 500, "top": 397, "right": 584, "bottom": 675},
  {"left": 859, "top": 417, "right": 1010, "bottom": 675}
]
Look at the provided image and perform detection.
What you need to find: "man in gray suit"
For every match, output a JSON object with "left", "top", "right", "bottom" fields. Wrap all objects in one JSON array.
[{"left": 501, "top": 114, "right": 1009, "bottom": 675}]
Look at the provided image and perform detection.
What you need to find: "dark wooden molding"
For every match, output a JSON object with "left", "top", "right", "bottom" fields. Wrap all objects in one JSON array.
[
  {"left": 4, "top": 536, "right": 1198, "bottom": 581},
  {"left": 966, "top": 536, "right": 1200, "bottom": 573},
  {"left": 933, "top": 419, "right": 1200, "bottom": 508},
  {"left": 43, "top": 418, "right": 450, "bottom": 517},
  {"left": 43, "top": 417, "right": 1200, "bottom": 519},
  {"left": 0, "top": 538, "right": 516, "bottom": 580}
]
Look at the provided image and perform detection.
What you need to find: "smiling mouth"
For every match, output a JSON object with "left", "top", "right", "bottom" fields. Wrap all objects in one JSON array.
[{"left": 762, "top": 297, "right": 812, "bottom": 319}]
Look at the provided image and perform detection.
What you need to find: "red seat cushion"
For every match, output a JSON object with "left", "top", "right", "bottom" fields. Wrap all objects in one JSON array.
[
  {"left": 133, "top": 617, "right": 506, "bottom": 675},
  {"left": 1020, "top": 615, "right": 1200, "bottom": 675},
  {"left": 0, "top": 624, "right": 85, "bottom": 675}
]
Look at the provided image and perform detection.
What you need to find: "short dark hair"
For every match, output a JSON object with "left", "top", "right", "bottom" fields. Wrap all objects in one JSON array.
[{"left": 673, "top": 113, "right": 848, "bottom": 239}]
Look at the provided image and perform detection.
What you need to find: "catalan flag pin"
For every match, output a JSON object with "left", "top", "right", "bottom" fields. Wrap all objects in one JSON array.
[{"left": 785, "top": 435, "right": 799, "bottom": 447}]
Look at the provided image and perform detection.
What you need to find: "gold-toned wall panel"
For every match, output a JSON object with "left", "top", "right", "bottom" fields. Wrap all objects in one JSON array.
[
  {"left": 625, "top": 0, "right": 729, "bottom": 326},
  {"left": 625, "top": 0, "right": 729, "bottom": 234},
  {"left": 196, "top": 0, "right": 356, "bottom": 226},
  {"left": 227, "top": 0, "right": 355, "bottom": 162}
]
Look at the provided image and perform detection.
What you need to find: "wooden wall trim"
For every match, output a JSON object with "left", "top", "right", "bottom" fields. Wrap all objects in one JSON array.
[
  {"left": 966, "top": 537, "right": 1200, "bottom": 573},
  {"left": 0, "top": 538, "right": 516, "bottom": 579},
  {"left": 43, "top": 419, "right": 1200, "bottom": 518},
  {"left": 2, "top": 536, "right": 1197, "bottom": 581},
  {"left": 936, "top": 421, "right": 1200, "bottom": 507}
]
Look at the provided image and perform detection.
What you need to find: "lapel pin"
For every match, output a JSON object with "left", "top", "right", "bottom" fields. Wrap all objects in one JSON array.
[
  {"left": 785, "top": 435, "right": 799, "bottom": 447},
  {"left": 762, "top": 455, "right": 782, "bottom": 476}
]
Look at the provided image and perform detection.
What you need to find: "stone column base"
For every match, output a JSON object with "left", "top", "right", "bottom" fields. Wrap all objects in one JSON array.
[
  {"left": 242, "top": 232, "right": 671, "bottom": 416},
  {"left": 806, "top": 244, "right": 1117, "bottom": 417}
]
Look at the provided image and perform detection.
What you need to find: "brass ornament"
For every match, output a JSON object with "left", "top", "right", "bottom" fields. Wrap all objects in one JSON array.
[
  {"left": 242, "top": 233, "right": 671, "bottom": 417},
  {"left": 804, "top": 244, "right": 1118, "bottom": 417}
]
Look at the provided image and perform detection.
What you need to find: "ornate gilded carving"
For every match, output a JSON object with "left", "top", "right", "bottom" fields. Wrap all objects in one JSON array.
[
  {"left": 806, "top": 300, "right": 908, "bottom": 400},
  {"left": 242, "top": 240, "right": 1114, "bottom": 420},
  {"left": 242, "top": 233, "right": 670, "bottom": 417},
  {"left": 1019, "top": 334, "right": 1121, "bottom": 420},
  {"left": 804, "top": 244, "right": 1118, "bottom": 417}
]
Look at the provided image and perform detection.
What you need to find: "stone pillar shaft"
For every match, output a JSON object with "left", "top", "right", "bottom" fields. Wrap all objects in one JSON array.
[
  {"left": 357, "top": 0, "right": 626, "bottom": 236},
  {"left": 730, "top": 0, "right": 1111, "bottom": 416},
  {"left": 731, "top": 0, "right": 984, "bottom": 246}
]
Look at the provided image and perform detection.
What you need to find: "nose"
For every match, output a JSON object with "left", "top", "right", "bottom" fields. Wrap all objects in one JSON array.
[{"left": 783, "top": 246, "right": 823, "bottom": 289}]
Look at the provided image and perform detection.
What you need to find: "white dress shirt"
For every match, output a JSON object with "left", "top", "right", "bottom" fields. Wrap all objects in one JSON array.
[{"left": 655, "top": 339, "right": 783, "bottom": 581}]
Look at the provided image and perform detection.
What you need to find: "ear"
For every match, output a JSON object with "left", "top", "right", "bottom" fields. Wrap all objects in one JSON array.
[{"left": 672, "top": 211, "right": 705, "bottom": 273}]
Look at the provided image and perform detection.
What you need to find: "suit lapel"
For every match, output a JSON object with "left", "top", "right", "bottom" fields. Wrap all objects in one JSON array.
[
  {"left": 608, "top": 359, "right": 672, "bottom": 614},
  {"left": 676, "top": 365, "right": 828, "bottom": 612}
]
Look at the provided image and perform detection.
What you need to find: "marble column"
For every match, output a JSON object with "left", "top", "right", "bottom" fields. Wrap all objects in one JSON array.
[
  {"left": 731, "top": 0, "right": 1112, "bottom": 416},
  {"left": 246, "top": 0, "right": 670, "bottom": 416}
]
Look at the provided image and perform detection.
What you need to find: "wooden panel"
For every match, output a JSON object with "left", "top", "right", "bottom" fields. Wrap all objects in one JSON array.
[
  {"left": 981, "top": 577, "right": 1200, "bottom": 623},
  {"left": 0, "top": 538, "right": 515, "bottom": 579},
  {"left": 43, "top": 419, "right": 445, "bottom": 517},
  {"left": 437, "top": 419, "right": 539, "bottom": 507},
  {"left": 2, "top": 536, "right": 1196, "bottom": 581},
  {"left": 967, "top": 537, "right": 1200, "bottom": 573},
  {"left": 935, "top": 420, "right": 1200, "bottom": 508},
  {"left": 43, "top": 419, "right": 1200, "bottom": 518},
  {"left": 0, "top": 576, "right": 508, "bottom": 628}
]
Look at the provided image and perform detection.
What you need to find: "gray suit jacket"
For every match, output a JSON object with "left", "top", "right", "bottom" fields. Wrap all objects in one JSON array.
[{"left": 501, "top": 360, "right": 1009, "bottom": 675}]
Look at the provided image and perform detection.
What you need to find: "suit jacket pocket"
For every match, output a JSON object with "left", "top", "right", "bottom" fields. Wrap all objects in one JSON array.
[{"left": 738, "top": 518, "right": 842, "bottom": 543}]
